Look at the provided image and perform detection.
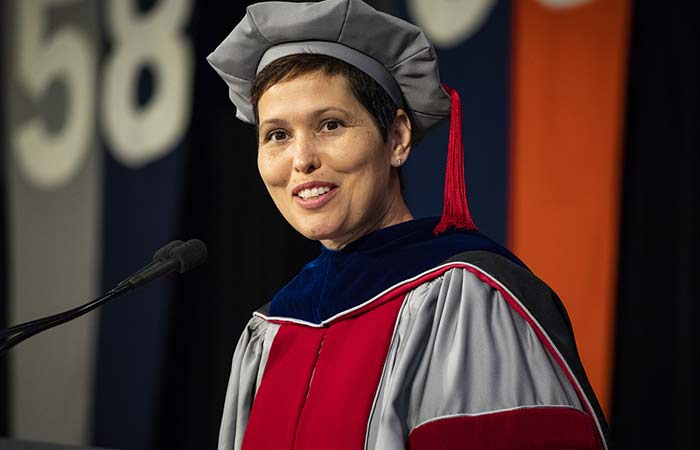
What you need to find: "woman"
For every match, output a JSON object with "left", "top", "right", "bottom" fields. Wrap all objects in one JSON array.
[{"left": 208, "top": 1, "right": 609, "bottom": 449}]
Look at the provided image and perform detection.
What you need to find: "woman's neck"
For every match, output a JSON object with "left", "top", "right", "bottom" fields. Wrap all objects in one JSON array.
[{"left": 321, "top": 197, "right": 414, "bottom": 251}]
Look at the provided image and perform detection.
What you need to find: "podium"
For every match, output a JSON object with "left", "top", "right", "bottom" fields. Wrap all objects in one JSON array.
[{"left": 0, "top": 438, "right": 121, "bottom": 450}]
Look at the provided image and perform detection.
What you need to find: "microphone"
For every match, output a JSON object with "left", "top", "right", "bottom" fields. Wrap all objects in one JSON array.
[
  {"left": 120, "top": 239, "right": 207, "bottom": 289},
  {"left": 115, "top": 239, "right": 184, "bottom": 288},
  {"left": 0, "top": 239, "right": 207, "bottom": 356},
  {"left": 154, "top": 239, "right": 185, "bottom": 261},
  {"left": 0, "top": 240, "right": 186, "bottom": 339}
]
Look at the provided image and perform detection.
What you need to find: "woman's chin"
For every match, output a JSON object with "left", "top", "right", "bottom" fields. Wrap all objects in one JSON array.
[{"left": 295, "top": 220, "right": 342, "bottom": 243}]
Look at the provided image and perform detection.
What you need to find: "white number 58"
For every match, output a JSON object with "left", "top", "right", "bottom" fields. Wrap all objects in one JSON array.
[{"left": 12, "top": 0, "right": 193, "bottom": 189}]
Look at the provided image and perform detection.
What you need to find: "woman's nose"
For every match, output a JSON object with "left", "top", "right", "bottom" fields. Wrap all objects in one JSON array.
[{"left": 291, "top": 136, "right": 321, "bottom": 174}]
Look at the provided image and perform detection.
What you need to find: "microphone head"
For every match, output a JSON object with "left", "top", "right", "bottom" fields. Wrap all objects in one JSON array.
[
  {"left": 171, "top": 239, "right": 208, "bottom": 273},
  {"left": 153, "top": 240, "right": 184, "bottom": 262}
]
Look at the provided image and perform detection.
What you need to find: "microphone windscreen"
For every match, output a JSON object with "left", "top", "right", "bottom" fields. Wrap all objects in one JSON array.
[
  {"left": 171, "top": 239, "right": 208, "bottom": 273},
  {"left": 153, "top": 240, "right": 184, "bottom": 262}
]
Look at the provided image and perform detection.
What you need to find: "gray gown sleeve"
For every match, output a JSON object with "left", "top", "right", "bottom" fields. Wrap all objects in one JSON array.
[
  {"left": 218, "top": 315, "right": 280, "bottom": 450},
  {"left": 366, "top": 266, "right": 584, "bottom": 450}
]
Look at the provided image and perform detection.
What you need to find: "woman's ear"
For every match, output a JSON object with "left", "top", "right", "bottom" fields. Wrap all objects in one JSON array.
[{"left": 390, "top": 108, "right": 412, "bottom": 168}]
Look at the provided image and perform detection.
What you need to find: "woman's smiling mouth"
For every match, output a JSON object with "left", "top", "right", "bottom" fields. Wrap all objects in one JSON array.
[
  {"left": 293, "top": 185, "right": 339, "bottom": 209},
  {"left": 297, "top": 186, "right": 332, "bottom": 199}
]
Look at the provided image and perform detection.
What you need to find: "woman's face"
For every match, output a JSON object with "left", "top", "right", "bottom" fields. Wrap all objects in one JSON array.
[{"left": 256, "top": 71, "right": 412, "bottom": 250}]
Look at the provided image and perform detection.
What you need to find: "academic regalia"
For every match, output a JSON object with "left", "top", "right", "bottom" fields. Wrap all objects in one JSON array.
[
  {"left": 207, "top": 0, "right": 610, "bottom": 448},
  {"left": 217, "top": 218, "right": 608, "bottom": 450}
]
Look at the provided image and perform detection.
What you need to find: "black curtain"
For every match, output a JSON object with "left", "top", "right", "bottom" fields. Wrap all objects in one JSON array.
[
  {"left": 154, "top": 2, "right": 320, "bottom": 450},
  {"left": 612, "top": 2, "right": 699, "bottom": 449}
]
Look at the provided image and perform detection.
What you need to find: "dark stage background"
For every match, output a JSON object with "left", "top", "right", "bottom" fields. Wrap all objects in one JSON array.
[
  {"left": 0, "top": 1, "right": 697, "bottom": 449},
  {"left": 611, "top": 1, "right": 699, "bottom": 448}
]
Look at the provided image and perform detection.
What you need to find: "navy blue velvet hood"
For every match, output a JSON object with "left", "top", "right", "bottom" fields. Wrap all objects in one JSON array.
[{"left": 269, "top": 217, "right": 526, "bottom": 323}]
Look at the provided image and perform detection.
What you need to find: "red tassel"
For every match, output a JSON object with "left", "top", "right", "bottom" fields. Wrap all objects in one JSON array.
[{"left": 433, "top": 83, "right": 478, "bottom": 236}]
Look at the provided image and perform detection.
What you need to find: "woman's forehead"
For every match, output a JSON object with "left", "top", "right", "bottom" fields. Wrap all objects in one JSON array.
[
  {"left": 257, "top": 72, "right": 363, "bottom": 121},
  {"left": 261, "top": 71, "right": 349, "bottom": 99}
]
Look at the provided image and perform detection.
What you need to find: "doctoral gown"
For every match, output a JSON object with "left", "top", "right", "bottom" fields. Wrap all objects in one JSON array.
[{"left": 218, "top": 218, "right": 610, "bottom": 450}]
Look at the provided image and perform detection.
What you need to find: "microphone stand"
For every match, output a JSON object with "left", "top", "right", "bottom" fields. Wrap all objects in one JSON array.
[
  {"left": 0, "top": 239, "right": 206, "bottom": 357},
  {"left": 0, "top": 284, "right": 131, "bottom": 355}
]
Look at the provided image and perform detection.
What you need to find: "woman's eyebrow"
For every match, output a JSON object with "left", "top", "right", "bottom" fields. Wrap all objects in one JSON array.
[
  {"left": 313, "top": 106, "right": 351, "bottom": 117},
  {"left": 259, "top": 107, "right": 353, "bottom": 128},
  {"left": 259, "top": 117, "right": 288, "bottom": 128}
]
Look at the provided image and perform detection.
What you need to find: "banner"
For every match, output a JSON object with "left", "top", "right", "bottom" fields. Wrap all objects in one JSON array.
[
  {"left": 509, "top": 0, "right": 630, "bottom": 415},
  {"left": 2, "top": 0, "right": 101, "bottom": 444}
]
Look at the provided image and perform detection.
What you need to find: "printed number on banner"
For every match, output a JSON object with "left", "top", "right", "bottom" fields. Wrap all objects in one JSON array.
[
  {"left": 12, "top": 0, "right": 194, "bottom": 190},
  {"left": 13, "top": 0, "right": 97, "bottom": 189},
  {"left": 102, "top": 0, "right": 193, "bottom": 168}
]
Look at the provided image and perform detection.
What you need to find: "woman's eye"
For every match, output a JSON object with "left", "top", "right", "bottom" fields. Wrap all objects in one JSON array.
[
  {"left": 321, "top": 120, "right": 342, "bottom": 132},
  {"left": 267, "top": 130, "right": 288, "bottom": 142}
]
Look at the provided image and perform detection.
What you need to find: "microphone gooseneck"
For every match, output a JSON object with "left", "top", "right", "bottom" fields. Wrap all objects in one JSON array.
[{"left": 0, "top": 239, "right": 207, "bottom": 356}]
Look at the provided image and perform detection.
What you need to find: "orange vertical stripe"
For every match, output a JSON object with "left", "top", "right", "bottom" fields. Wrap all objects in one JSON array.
[{"left": 510, "top": 0, "right": 630, "bottom": 417}]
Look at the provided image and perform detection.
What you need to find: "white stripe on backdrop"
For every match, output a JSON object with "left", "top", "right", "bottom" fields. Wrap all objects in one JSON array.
[{"left": 3, "top": 0, "right": 101, "bottom": 445}]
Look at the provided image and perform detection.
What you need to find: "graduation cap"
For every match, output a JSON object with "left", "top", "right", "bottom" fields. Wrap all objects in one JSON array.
[{"left": 207, "top": 0, "right": 477, "bottom": 235}]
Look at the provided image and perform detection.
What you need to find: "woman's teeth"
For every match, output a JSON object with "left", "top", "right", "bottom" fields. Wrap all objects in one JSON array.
[{"left": 298, "top": 186, "right": 332, "bottom": 199}]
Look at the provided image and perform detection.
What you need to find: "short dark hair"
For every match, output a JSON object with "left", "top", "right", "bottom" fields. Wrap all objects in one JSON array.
[{"left": 250, "top": 53, "right": 401, "bottom": 142}]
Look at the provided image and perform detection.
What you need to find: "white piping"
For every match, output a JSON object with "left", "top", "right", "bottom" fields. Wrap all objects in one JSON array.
[
  {"left": 253, "top": 262, "right": 459, "bottom": 326},
  {"left": 363, "top": 290, "right": 413, "bottom": 450},
  {"left": 411, "top": 404, "right": 583, "bottom": 431}
]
